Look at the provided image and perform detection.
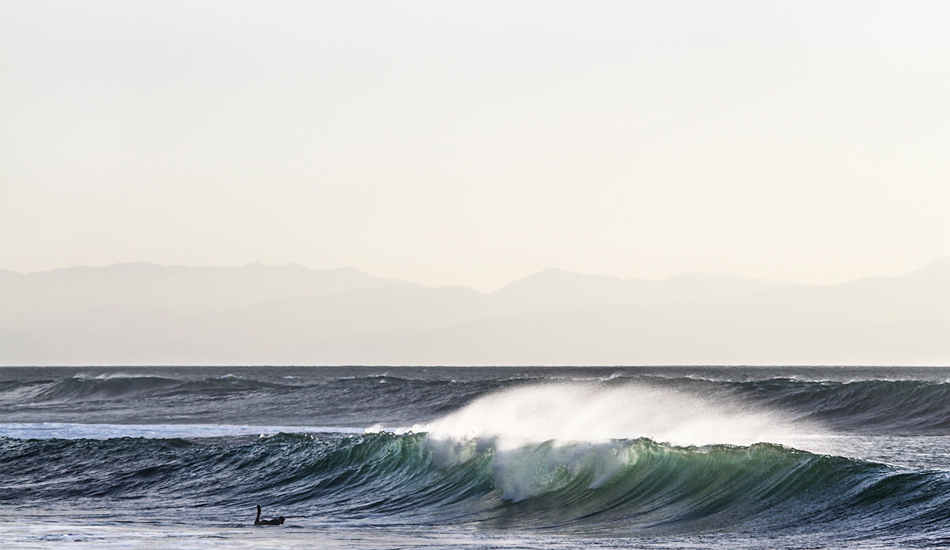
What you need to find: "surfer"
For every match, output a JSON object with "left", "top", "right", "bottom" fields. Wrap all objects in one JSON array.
[{"left": 254, "top": 504, "right": 285, "bottom": 526}]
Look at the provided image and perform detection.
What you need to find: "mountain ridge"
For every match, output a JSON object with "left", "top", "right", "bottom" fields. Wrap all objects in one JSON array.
[{"left": 1, "top": 257, "right": 947, "bottom": 366}]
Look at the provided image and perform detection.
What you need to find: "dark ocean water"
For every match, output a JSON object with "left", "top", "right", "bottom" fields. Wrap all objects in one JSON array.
[{"left": 3, "top": 366, "right": 950, "bottom": 549}]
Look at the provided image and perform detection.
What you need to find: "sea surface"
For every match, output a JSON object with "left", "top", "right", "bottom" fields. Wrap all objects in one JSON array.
[{"left": 3, "top": 366, "right": 950, "bottom": 549}]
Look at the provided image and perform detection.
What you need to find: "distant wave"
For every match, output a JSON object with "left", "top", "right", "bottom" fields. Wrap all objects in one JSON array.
[
  {"left": 7, "top": 371, "right": 950, "bottom": 434},
  {"left": 0, "top": 422, "right": 365, "bottom": 440}
]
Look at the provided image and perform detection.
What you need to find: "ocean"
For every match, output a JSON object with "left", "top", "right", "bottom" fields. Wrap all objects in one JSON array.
[{"left": 2, "top": 366, "right": 950, "bottom": 549}]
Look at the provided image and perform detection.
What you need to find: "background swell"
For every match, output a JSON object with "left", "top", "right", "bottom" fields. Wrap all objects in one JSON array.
[{"left": 4, "top": 366, "right": 950, "bottom": 433}]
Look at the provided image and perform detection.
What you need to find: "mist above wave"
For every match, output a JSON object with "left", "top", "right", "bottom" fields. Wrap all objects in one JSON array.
[{"left": 419, "top": 381, "right": 824, "bottom": 448}]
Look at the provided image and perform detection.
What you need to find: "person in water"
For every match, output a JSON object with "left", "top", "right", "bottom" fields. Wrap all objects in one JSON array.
[{"left": 254, "top": 504, "right": 285, "bottom": 526}]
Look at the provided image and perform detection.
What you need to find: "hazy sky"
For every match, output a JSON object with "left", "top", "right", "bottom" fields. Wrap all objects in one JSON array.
[{"left": 2, "top": 1, "right": 948, "bottom": 291}]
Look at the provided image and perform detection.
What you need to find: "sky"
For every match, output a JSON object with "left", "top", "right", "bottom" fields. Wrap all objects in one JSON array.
[{"left": 1, "top": 1, "right": 948, "bottom": 291}]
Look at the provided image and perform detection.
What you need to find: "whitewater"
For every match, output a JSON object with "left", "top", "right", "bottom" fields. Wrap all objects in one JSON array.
[{"left": 3, "top": 366, "right": 950, "bottom": 549}]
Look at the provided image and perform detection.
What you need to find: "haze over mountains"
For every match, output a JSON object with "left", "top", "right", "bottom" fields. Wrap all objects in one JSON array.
[{"left": 1, "top": 258, "right": 948, "bottom": 366}]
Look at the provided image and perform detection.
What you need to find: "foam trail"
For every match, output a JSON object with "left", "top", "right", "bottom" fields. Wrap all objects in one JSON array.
[
  {"left": 420, "top": 382, "right": 823, "bottom": 448},
  {"left": 0, "top": 422, "right": 364, "bottom": 440}
]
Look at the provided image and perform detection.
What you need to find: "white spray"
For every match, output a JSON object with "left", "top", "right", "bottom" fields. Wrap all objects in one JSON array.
[{"left": 420, "top": 382, "right": 819, "bottom": 449}]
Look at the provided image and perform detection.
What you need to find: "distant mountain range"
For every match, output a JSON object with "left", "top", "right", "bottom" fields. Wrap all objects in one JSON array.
[{"left": 2, "top": 258, "right": 948, "bottom": 366}]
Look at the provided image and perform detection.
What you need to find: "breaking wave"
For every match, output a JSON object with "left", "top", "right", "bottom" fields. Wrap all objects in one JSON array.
[{"left": 2, "top": 431, "right": 948, "bottom": 536}]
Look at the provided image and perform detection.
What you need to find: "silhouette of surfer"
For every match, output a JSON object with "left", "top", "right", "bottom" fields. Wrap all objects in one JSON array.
[{"left": 254, "top": 504, "right": 285, "bottom": 526}]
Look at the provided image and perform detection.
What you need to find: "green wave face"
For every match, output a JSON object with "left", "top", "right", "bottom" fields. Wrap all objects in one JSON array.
[{"left": 422, "top": 435, "right": 888, "bottom": 533}]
